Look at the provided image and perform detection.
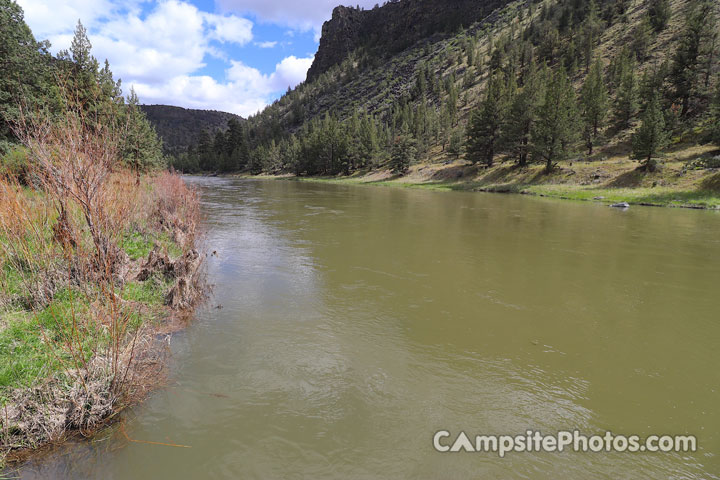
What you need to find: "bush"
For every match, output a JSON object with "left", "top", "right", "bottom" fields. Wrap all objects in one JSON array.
[{"left": 0, "top": 146, "right": 31, "bottom": 180}]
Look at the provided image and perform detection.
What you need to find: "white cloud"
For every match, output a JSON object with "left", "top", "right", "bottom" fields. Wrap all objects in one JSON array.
[
  {"left": 206, "top": 14, "right": 254, "bottom": 44},
  {"left": 133, "top": 55, "right": 313, "bottom": 116},
  {"left": 270, "top": 56, "right": 314, "bottom": 91},
  {"left": 16, "top": 0, "right": 120, "bottom": 38},
  {"left": 16, "top": 0, "right": 319, "bottom": 116},
  {"left": 217, "top": 0, "right": 379, "bottom": 32}
]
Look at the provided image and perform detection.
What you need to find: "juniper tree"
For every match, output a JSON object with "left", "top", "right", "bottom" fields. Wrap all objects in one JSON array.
[
  {"left": 532, "top": 69, "right": 579, "bottom": 173},
  {"left": 580, "top": 60, "right": 608, "bottom": 155},
  {"left": 632, "top": 94, "right": 668, "bottom": 170}
]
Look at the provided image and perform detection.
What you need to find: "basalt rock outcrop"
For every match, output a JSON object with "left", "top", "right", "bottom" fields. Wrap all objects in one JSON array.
[{"left": 307, "top": 0, "right": 511, "bottom": 81}]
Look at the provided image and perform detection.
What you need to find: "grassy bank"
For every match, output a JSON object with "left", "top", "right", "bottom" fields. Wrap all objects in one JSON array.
[
  {"left": 0, "top": 115, "right": 204, "bottom": 466},
  {"left": 261, "top": 144, "right": 720, "bottom": 210}
]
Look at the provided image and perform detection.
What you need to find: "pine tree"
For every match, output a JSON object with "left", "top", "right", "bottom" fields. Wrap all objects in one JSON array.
[
  {"left": 465, "top": 74, "right": 506, "bottom": 167},
  {"left": 632, "top": 18, "right": 653, "bottom": 61},
  {"left": 632, "top": 93, "right": 668, "bottom": 170},
  {"left": 445, "top": 81, "right": 458, "bottom": 127},
  {"left": 448, "top": 128, "right": 463, "bottom": 159},
  {"left": 505, "top": 63, "right": 545, "bottom": 167},
  {"left": 639, "top": 61, "right": 670, "bottom": 113},
  {"left": 122, "top": 87, "right": 164, "bottom": 178},
  {"left": 67, "top": 20, "right": 100, "bottom": 107},
  {"left": 709, "top": 80, "right": 720, "bottom": 145},
  {"left": 532, "top": 69, "right": 578, "bottom": 173},
  {"left": 648, "top": 0, "right": 671, "bottom": 33},
  {"left": 580, "top": 60, "right": 608, "bottom": 155},
  {"left": 390, "top": 135, "right": 417, "bottom": 173},
  {"left": 669, "top": 0, "right": 718, "bottom": 116},
  {"left": 613, "top": 53, "right": 639, "bottom": 129},
  {"left": 0, "top": 0, "right": 51, "bottom": 144},
  {"left": 581, "top": 0, "right": 602, "bottom": 71}
]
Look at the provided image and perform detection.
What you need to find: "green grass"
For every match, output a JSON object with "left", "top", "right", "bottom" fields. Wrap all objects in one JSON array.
[
  {"left": 0, "top": 289, "right": 96, "bottom": 396},
  {"left": 121, "top": 232, "right": 155, "bottom": 260},
  {"left": 0, "top": 264, "right": 24, "bottom": 298},
  {"left": 0, "top": 276, "right": 172, "bottom": 396},
  {"left": 0, "top": 231, "right": 177, "bottom": 397},
  {"left": 121, "top": 276, "right": 170, "bottom": 306},
  {"left": 285, "top": 171, "right": 720, "bottom": 209},
  {"left": 522, "top": 185, "right": 720, "bottom": 209},
  {"left": 121, "top": 231, "right": 182, "bottom": 260}
]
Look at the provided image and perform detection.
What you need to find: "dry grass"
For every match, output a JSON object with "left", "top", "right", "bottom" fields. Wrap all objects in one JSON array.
[
  {"left": 0, "top": 99, "right": 203, "bottom": 464},
  {"left": 288, "top": 143, "right": 720, "bottom": 209}
]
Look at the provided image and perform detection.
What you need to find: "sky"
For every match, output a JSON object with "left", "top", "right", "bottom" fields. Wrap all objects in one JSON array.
[{"left": 16, "top": 0, "right": 378, "bottom": 117}]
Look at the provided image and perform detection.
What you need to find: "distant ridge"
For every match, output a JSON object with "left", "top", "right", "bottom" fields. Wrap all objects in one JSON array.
[{"left": 140, "top": 105, "right": 242, "bottom": 156}]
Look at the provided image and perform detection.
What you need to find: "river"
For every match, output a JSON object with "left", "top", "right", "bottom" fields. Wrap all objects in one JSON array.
[{"left": 13, "top": 177, "right": 720, "bottom": 478}]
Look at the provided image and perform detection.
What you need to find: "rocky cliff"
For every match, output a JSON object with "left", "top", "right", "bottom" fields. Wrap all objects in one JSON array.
[{"left": 307, "top": 0, "right": 510, "bottom": 81}]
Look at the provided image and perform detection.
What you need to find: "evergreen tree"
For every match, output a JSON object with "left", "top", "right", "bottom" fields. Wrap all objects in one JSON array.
[
  {"left": 448, "top": 128, "right": 463, "bottom": 159},
  {"left": 632, "top": 93, "right": 668, "bottom": 170},
  {"left": 647, "top": 0, "right": 671, "bottom": 33},
  {"left": 65, "top": 21, "right": 101, "bottom": 108},
  {"left": 123, "top": 88, "right": 164, "bottom": 176},
  {"left": 505, "top": 64, "right": 545, "bottom": 167},
  {"left": 581, "top": 0, "right": 603, "bottom": 71},
  {"left": 613, "top": 52, "right": 639, "bottom": 128},
  {"left": 532, "top": 69, "right": 578, "bottom": 173},
  {"left": 466, "top": 74, "right": 506, "bottom": 167},
  {"left": 390, "top": 135, "right": 416, "bottom": 173},
  {"left": 669, "top": 0, "right": 718, "bottom": 116},
  {"left": 445, "top": 81, "right": 459, "bottom": 127},
  {"left": 0, "top": 0, "right": 51, "bottom": 145},
  {"left": 195, "top": 130, "right": 213, "bottom": 171},
  {"left": 225, "top": 118, "right": 248, "bottom": 171},
  {"left": 709, "top": 80, "right": 720, "bottom": 145},
  {"left": 580, "top": 59, "right": 609, "bottom": 154},
  {"left": 632, "top": 18, "right": 653, "bottom": 61}
]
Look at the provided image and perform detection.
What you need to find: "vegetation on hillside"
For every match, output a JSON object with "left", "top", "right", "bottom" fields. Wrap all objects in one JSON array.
[
  {"left": 140, "top": 105, "right": 242, "bottom": 158},
  {"left": 0, "top": 0, "right": 163, "bottom": 174},
  {"left": 175, "top": 0, "right": 720, "bottom": 196}
]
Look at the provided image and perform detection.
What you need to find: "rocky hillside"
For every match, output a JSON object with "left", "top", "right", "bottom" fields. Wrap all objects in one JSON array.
[
  {"left": 307, "top": 0, "right": 510, "bottom": 80},
  {"left": 141, "top": 105, "right": 242, "bottom": 156},
  {"left": 177, "top": 0, "right": 720, "bottom": 185}
]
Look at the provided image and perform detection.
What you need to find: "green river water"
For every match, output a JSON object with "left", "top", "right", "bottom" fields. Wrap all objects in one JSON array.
[{"left": 12, "top": 177, "right": 720, "bottom": 479}]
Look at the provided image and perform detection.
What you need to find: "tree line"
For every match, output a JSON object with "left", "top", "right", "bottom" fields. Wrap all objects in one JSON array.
[
  {"left": 176, "top": 0, "right": 720, "bottom": 176},
  {"left": 1, "top": 0, "right": 163, "bottom": 175}
]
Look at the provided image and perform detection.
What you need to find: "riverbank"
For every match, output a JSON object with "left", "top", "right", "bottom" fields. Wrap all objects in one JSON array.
[
  {"left": 249, "top": 144, "right": 720, "bottom": 210},
  {"left": 0, "top": 171, "right": 205, "bottom": 467}
]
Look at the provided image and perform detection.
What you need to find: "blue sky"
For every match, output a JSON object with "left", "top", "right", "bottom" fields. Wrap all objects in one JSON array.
[{"left": 16, "top": 0, "right": 377, "bottom": 116}]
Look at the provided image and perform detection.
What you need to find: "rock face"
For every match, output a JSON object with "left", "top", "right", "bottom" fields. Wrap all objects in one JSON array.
[{"left": 307, "top": 0, "right": 510, "bottom": 81}]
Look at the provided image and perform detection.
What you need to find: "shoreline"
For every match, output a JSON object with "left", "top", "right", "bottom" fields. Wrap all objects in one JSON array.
[
  {"left": 228, "top": 149, "right": 720, "bottom": 211},
  {"left": 0, "top": 173, "right": 206, "bottom": 467}
]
